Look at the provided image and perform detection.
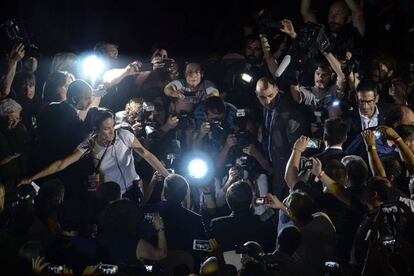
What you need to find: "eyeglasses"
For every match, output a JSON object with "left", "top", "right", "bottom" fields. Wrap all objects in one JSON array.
[{"left": 357, "top": 98, "right": 376, "bottom": 105}]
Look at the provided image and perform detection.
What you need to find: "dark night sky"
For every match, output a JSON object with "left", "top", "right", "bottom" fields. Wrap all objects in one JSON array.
[{"left": 1, "top": 0, "right": 307, "bottom": 58}]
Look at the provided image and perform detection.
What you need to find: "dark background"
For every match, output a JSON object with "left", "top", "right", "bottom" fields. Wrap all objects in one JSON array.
[{"left": 0, "top": 0, "right": 318, "bottom": 59}]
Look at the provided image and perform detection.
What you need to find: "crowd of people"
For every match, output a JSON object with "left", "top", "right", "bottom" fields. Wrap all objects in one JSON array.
[{"left": 1, "top": 0, "right": 414, "bottom": 275}]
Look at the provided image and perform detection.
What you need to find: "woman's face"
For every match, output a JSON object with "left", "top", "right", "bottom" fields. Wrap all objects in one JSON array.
[
  {"left": 19, "top": 80, "right": 36, "bottom": 100},
  {"left": 4, "top": 111, "right": 21, "bottom": 130},
  {"left": 97, "top": 117, "right": 115, "bottom": 144}
]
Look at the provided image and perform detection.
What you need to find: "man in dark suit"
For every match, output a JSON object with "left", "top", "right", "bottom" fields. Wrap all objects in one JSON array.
[
  {"left": 313, "top": 117, "right": 347, "bottom": 167},
  {"left": 255, "top": 77, "right": 308, "bottom": 198},
  {"left": 210, "top": 181, "right": 276, "bottom": 253},
  {"left": 31, "top": 80, "right": 93, "bottom": 196},
  {"left": 156, "top": 174, "right": 206, "bottom": 252},
  {"left": 347, "top": 79, "right": 393, "bottom": 142}
]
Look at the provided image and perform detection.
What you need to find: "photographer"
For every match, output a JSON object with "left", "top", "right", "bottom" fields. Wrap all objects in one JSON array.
[
  {"left": 310, "top": 158, "right": 414, "bottom": 274},
  {"left": 193, "top": 96, "right": 237, "bottom": 170}
]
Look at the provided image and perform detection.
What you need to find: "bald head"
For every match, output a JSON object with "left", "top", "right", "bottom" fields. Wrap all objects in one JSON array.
[
  {"left": 328, "top": 1, "right": 351, "bottom": 33},
  {"left": 255, "top": 77, "right": 278, "bottom": 109},
  {"left": 400, "top": 106, "right": 414, "bottom": 126}
]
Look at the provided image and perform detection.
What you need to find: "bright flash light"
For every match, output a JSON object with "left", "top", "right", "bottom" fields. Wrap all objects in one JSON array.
[
  {"left": 188, "top": 158, "right": 208, "bottom": 179},
  {"left": 241, "top": 73, "right": 253, "bottom": 83},
  {"left": 82, "top": 55, "right": 105, "bottom": 81},
  {"left": 332, "top": 100, "right": 340, "bottom": 107}
]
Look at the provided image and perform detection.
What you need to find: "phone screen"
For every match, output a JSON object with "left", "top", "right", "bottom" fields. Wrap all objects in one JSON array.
[
  {"left": 193, "top": 239, "right": 210, "bottom": 251},
  {"left": 307, "top": 139, "right": 321, "bottom": 149}
]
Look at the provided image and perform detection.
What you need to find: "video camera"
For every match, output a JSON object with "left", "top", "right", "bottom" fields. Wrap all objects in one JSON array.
[
  {"left": 140, "top": 58, "right": 175, "bottom": 72},
  {"left": 0, "top": 19, "right": 40, "bottom": 57}
]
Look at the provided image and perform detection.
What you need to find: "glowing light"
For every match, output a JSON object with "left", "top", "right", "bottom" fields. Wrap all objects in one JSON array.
[{"left": 188, "top": 158, "right": 208, "bottom": 179}]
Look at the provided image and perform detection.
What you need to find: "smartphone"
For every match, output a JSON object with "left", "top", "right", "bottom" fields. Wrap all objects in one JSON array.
[
  {"left": 98, "top": 264, "right": 118, "bottom": 275},
  {"left": 47, "top": 265, "right": 63, "bottom": 274},
  {"left": 255, "top": 197, "right": 268, "bottom": 205},
  {"left": 307, "top": 138, "right": 321, "bottom": 149},
  {"left": 241, "top": 73, "right": 253, "bottom": 83},
  {"left": 183, "top": 96, "right": 199, "bottom": 104},
  {"left": 145, "top": 265, "right": 153, "bottom": 272},
  {"left": 193, "top": 239, "right": 210, "bottom": 252},
  {"left": 373, "top": 130, "right": 384, "bottom": 140}
]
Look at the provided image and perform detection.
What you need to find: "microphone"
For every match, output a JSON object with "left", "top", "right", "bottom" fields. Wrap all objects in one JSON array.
[{"left": 275, "top": 54, "right": 291, "bottom": 78}]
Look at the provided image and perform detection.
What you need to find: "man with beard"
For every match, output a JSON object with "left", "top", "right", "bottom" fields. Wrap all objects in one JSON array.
[
  {"left": 301, "top": 0, "right": 364, "bottom": 67},
  {"left": 255, "top": 77, "right": 307, "bottom": 198}
]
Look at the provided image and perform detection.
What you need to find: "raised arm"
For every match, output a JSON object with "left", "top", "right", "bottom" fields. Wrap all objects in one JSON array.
[
  {"left": 322, "top": 52, "right": 346, "bottom": 98},
  {"left": 383, "top": 126, "right": 414, "bottom": 173},
  {"left": 344, "top": 0, "right": 365, "bottom": 36},
  {"left": 310, "top": 157, "right": 351, "bottom": 206},
  {"left": 362, "top": 130, "right": 386, "bottom": 177},
  {"left": 285, "top": 136, "right": 310, "bottom": 189},
  {"left": 300, "top": 0, "right": 318, "bottom": 23},
  {"left": 0, "top": 44, "right": 25, "bottom": 99},
  {"left": 132, "top": 137, "right": 170, "bottom": 177}
]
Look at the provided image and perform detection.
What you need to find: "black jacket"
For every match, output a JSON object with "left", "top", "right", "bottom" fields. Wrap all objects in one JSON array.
[
  {"left": 210, "top": 210, "right": 276, "bottom": 253},
  {"left": 313, "top": 148, "right": 347, "bottom": 168}
]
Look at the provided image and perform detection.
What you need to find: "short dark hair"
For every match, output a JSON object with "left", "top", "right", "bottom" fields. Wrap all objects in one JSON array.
[
  {"left": 385, "top": 105, "right": 405, "bottom": 127},
  {"left": 42, "top": 71, "right": 72, "bottom": 103},
  {"left": 13, "top": 72, "right": 36, "bottom": 96},
  {"left": 395, "top": 124, "right": 414, "bottom": 140},
  {"left": 102, "top": 199, "right": 141, "bottom": 236},
  {"left": 84, "top": 107, "right": 114, "bottom": 133},
  {"left": 277, "top": 226, "right": 302, "bottom": 255},
  {"left": 325, "top": 160, "right": 347, "bottom": 186},
  {"left": 164, "top": 174, "right": 189, "bottom": 204},
  {"left": 204, "top": 96, "right": 226, "bottom": 115},
  {"left": 324, "top": 117, "right": 348, "bottom": 145},
  {"left": 346, "top": 159, "right": 368, "bottom": 187},
  {"left": 285, "top": 192, "right": 314, "bottom": 222},
  {"left": 226, "top": 181, "right": 253, "bottom": 212},
  {"left": 356, "top": 79, "right": 378, "bottom": 96},
  {"left": 382, "top": 157, "right": 402, "bottom": 181},
  {"left": 96, "top": 181, "right": 121, "bottom": 203},
  {"left": 67, "top": 79, "right": 92, "bottom": 104},
  {"left": 365, "top": 176, "right": 391, "bottom": 202}
]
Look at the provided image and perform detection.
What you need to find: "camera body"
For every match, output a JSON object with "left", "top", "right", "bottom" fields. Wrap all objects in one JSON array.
[
  {"left": 0, "top": 19, "right": 39, "bottom": 56},
  {"left": 300, "top": 157, "right": 313, "bottom": 171},
  {"left": 177, "top": 112, "right": 193, "bottom": 129},
  {"left": 209, "top": 119, "right": 226, "bottom": 141}
]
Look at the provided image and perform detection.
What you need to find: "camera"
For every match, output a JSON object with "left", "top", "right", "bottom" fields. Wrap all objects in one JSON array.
[
  {"left": 140, "top": 58, "right": 175, "bottom": 72},
  {"left": 209, "top": 119, "right": 226, "bottom": 141},
  {"left": 193, "top": 239, "right": 211, "bottom": 252},
  {"left": 255, "top": 197, "right": 268, "bottom": 205},
  {"left": 300, "top": 157, "right": 313, "bottom": 170},
  {"left": 176, "top": 112, "right": 193, "bottom": 129},
  {"left": 98, "top": 264, "right": 118, "bottom": 275},
  {"left": 47, "top": 265, "right": 64, "bottom": 275},
  {"left": 307, "top": 138, "right": 322, "bottom": 149},
  {"left": 236, "top": 156, "right": 251, "bottom": 180},
  {"left": 0, "top": 19, "right": 40, "bottom": 57}
]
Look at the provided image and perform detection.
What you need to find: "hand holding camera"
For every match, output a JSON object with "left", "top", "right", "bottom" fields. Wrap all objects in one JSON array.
[
  {"left": 200, "top": 122, "right": 211, "bottom": 137},
  {"left": 161, "top": 115, "right": 179, "bottom": 132},
  {"left": 152, "top": 213, "right": 165, "bottom": 232},
  {"left": 362, "top": 129, "right": 377, "bottom": 148},
  {"left": 310, "top": 157, "right": 323, "bottom": 177},
  {"left": 243, "top": 144, "right": 258, "bottom": 157},
  {"left": 293, "top": 135, "right": 310, "bottom": 153},
  {"left": 125, "top": 61, "right": 142, "bottom": 75},
  {"left": 265, "top": 193, "right": 284, "bottom": 210}
]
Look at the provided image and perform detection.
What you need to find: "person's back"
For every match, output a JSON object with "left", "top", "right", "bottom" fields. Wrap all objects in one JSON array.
[
  {"left": 210, "top": 181, "right": 276, "bottom": 253},
  {"left": 156, "top": 174, "right": 206, "bottom": 251}
]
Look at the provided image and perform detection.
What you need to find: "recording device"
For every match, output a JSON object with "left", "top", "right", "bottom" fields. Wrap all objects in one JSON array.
[
  {"left": 373, "top": 128, "right": 385, "bottom": 140},
  {"left": 143, "top": 102, "right": 155, "bottom": 112},
  {"left": 237, "top": 156, "right": 250, "bottom": 180},
  {"left": 176, "top": 112, "right": 192, "bottom": 129},
  {"left": 307, "top": 138, "right": 322, "bottom": 149},
  {"left": 140, "top": 58, "right": 175, "bottom": 72},
  {"left": 98, "top": 264, "right": 118, "bottom": 275},
  {"left": 0, "top": 19, "right": 40, "bottom": 56},
  {"left": 47, "top": 265, "right": 63, "bottom": 274},
  {"left": 143, "top": 213, "right": 154, "bottom": 223},
  {"left": 241, "top": 73, "right": 253, "bottom": 83},
  {"left": 255, "top": 9, "right": 283, "bottom": 35},
  {"left": 145, "top": 265, "right": 154, "bottom": 272},
  {"left": 324, "top": 261, "right": 340, "bottom": 274},
  {"left": 209, "top": 119, "right": 226, "bottom": 141},
  {"left": 193, "top": 239, "right": 211, "bottom": 252},
  {"left": 300, "top": 157, "right": 313, "bottom": 170},
  {"left": 255, "top": 197, "right": 268, "bottom": 205}
]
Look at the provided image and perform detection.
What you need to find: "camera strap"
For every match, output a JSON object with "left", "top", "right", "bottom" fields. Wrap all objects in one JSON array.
[{"left": 92, "top": 139, "right": 111, "bottom": 174}]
